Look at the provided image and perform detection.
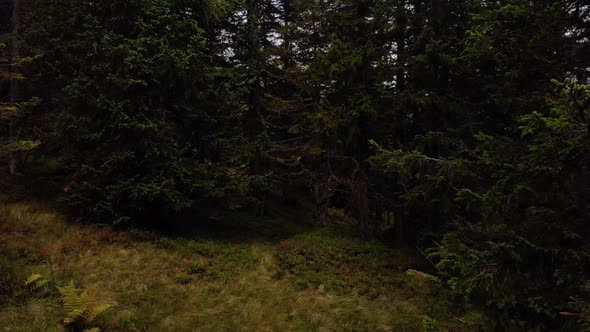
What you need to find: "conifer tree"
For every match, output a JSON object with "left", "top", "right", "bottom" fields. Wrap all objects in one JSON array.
[{"left": 0, "top": 0, "right": 39, "bottom": 176}]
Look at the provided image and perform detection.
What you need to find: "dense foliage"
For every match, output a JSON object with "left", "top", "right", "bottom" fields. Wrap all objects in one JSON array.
[{"left": 1, "top": 0, "right": 589, "bottom": 329}]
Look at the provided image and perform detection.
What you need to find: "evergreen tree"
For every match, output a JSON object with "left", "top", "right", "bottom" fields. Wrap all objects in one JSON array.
[
  {"left": 0, "top": 0, "right": 39, "bottom": 176},
  {"left": 20, "top": 0, "right": 255, "bottom": 223},
  {"left": 373, "top": 1, "right": 590, "bottom": 328}
]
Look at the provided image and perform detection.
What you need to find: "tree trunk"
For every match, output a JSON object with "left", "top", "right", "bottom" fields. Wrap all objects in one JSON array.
[
  {"left": 393, "top": 207, "right": 408, "bottom": 247},
  {"left": 245, "top": 0, "right": 266, "bottom": 176},
  {"left": 351, "top": 169, "right": 370, "bottom": 237},
  {"left": 8, "top": 0, "right": 20, "bottom": 176},
  {"left": 281, "top": 0, "right": 293, "bottom": 69},
  {"left": 375, "top": 199, "right": 383, "bottom": 223},
  {"left": 394, "top": 215, "right": 403, "bottom": 246},
  {"left": 314, "top": 179, "right": 331, "bottom": 226},
  {"left": 395, "top": 0, "right": 406, "bottom": 91}
]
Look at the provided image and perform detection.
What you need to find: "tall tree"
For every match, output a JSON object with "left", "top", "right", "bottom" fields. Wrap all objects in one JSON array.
[
  {"left": 7, "top": 0, "right": 18, "bottom": 175},
  {"left": 285, "top": 0, "right": 391, "bottom": 233},
  {"left": 0, "top": 0, "right": 39, "bottom": 176},
  {"left": 18, "top": 0, "right": 256, "bottom": 223},
  {"left": 373, "top": 1, "right": 590, "bottom": 328}
]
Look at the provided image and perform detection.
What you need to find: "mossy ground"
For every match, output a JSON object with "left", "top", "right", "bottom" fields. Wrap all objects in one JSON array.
[{"left": 0, "top": 201, "right": 486, "bottom": 331}]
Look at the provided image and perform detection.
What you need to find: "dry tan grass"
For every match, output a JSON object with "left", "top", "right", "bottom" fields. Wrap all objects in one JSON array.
[{"left": 0, "top": 202, "right": 483, "bottom": 331}]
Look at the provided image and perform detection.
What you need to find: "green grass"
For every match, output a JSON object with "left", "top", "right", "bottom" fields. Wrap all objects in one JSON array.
[{"left": 0, "top": 201, "right": 488, "bottom": 331}]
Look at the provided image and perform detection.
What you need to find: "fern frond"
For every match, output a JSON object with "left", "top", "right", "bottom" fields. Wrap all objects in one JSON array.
[
  {"left": 35, "top": 279, "right": 50, "bottom": 288},
  {"left": 88, "top": 303, "right": 112, "bottom": 322},
  {"left": 25, "top": 273, "right": 43, "bottom": 286},
  {"left": 58, "top": 281, "right": 85, "bottom": 324},
  {"left": 80, "top": 289, "right": 91, "bottom": 307},
  {"left": 83, "top": 328, "right": 101, "bottom": 332},
  {"left": 58, "top": 280, "right": 114, "bottom": 326},
  {"left": 64, "top": 308, "right": 86, "bottom": 324}
]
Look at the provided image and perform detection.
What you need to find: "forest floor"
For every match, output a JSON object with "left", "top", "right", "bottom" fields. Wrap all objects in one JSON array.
[{"left": 0, "top": 200, "right": 485, "bottom": 331}]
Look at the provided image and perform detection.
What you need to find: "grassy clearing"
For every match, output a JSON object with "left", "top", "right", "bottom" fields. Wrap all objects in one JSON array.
[{"left": 0, "top": 201, "right": 487, "bottom": 331}]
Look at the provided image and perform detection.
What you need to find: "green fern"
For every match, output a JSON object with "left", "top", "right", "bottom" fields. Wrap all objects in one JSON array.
[
  {"left": 57, "top": 281, "right": 113, "bottom": 327},
  {"left": 24, "top": 273, "right": 51, "bottom": 291},
  {"left": 88, "top": 304, "right": 113, "bottom": 322},
  {"left": 25, "top": 274, "right": 43, "bottom": 286}
]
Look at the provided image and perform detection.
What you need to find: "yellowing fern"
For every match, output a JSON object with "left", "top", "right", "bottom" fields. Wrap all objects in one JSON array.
[
  {"left": 24, "top": 273, "right": 50, "bottom": 290},
  {"left": 88, "top": 303, "right": 113, "bottom": 322},
  {"left": 25, "top": 274, "right": 43, "bottom": 286},
  {"left": 57, "top": 281, "right": 113, "bottom": 326},
  {"left": 84, "top": 328, "right": 101, "bottom": 332}
]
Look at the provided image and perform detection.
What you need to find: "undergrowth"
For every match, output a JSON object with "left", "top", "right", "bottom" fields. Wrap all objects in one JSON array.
[{"left": 276, "top": 229, "right": 413, "bottom": 297}]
